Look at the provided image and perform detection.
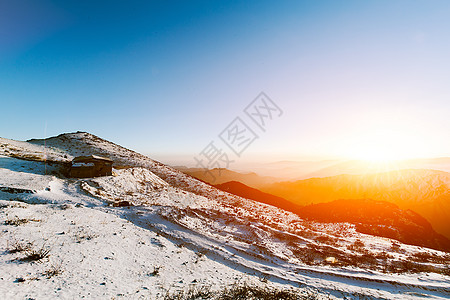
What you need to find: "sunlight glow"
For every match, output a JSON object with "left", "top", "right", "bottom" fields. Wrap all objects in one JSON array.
[{"left": 336, "top": 127, "right": 430, "bottom": 164}]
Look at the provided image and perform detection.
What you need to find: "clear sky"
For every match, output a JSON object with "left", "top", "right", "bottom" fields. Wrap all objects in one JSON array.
[{"left": 1, "top": 0, "right": 449, "bottom": 165}]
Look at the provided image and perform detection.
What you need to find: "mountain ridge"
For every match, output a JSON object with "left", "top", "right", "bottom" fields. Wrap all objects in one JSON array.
[
  {"left": 298, "top": 198, "right": 450, "bottom": 252},
  {"left": 214, "top": 180, "right": 303, "bottom": 214}
]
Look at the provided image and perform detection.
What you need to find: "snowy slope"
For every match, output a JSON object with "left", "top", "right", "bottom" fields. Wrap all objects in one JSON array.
[{"left": 0, "top": 132, "right": 449, "bottom": 299}]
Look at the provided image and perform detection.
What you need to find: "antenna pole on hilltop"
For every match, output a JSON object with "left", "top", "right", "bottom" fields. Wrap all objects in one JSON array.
[{"left": 44, "top": 122, "right": 47, "bottom": 175}]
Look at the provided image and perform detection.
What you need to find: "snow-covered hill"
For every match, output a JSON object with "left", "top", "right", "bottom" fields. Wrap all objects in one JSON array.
[{"left": 1, "top": 132, "right": 449, "bottom": 299}]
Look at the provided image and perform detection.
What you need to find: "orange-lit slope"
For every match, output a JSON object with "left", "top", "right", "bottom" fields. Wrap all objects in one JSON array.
[
  {"left": 261, "top": 170, "right": 450, "bottom": 239},
  {"left": 298, "top": 199, "right": 450, "bottom": 252}
]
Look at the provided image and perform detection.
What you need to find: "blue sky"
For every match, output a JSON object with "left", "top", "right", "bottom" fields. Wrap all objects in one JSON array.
[{"left": 1, "top": 0, "right": 449, "bottom": 164}]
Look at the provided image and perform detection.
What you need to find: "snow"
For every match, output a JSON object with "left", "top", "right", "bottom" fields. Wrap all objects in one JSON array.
[
  {"left": 0, "top": 133, "right": 449, "bottom": 299},
  {"left": 0, "top": 200, "right": 252, "bottom": 299}
]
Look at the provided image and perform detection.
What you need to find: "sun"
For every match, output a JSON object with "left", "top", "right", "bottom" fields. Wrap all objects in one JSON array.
[
  {"left": 350, "top": 146, "right": 399, "bottom": 163},
  {"left": 346, "top": 134, "right": 403, "bottom": 163},
  {"left": 319, "top": 112, "right": 440, "bottom": 166},
  {"left": 338, "top": 128, "right": 422, "bottom": 164}
]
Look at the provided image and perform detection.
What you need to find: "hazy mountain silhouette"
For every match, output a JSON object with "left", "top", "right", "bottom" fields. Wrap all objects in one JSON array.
[
  {"left": 177, "top": 167, "right": 276, "bottom": 187},
  {"left": 214, "top": 181, "right": 303, "bottom": 214}
]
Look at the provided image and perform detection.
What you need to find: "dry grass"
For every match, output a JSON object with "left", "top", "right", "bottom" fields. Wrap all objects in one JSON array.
[
  {"left": 7, "top": 239, "right": 34, "bottom": 253},
  {"left": 42, "top": 261, "right": 64, "bottom": 278},
  {"left": 163, "top": 282, "right": 318, "bottom": 300},
  {"left": 4, "top": 217, "right": 40, "bottom": 226},
  {"left": 19, "top": 244, "right": 51, "bottom": 263}
]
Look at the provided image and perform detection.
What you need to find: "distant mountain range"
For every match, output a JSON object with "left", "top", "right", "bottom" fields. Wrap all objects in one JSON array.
[
  {"left": 257, "top": 158, "right": 450, "bottom": 179},
  {"left": 180, "top": 158, "right": 450, "bottom": 181},
  {"left": 181, "top": 166, "right": 450, "bottom": 241},
  {"left": 260, "top": 169, "right": 450, "bottom": 240},
  {"left": 214, "top": 180, "right": 450, "bottom": 252}
]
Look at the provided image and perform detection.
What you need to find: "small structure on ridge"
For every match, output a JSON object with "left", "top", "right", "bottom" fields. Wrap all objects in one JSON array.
[{"left": 70, "top": 155, "right": 113, "bottom": 178}]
